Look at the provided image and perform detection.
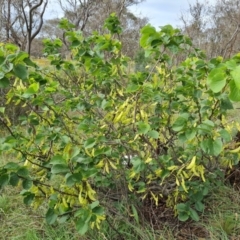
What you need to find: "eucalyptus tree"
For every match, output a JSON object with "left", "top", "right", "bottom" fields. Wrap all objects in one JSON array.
[
  {"left": 0, "top": 0, "right": 48, "bottom": 55},
  {"left": 56, "top": 0, "right": 144, "bottom": 31},
  {"left": 55, "top": 0, "right": 147, "bottom": 57},
  {"left": 22, "top": 0, "right": 48, "bottom": 55},
  {"left": 180, "top": 0, "right": 240, "bottom": 59}
]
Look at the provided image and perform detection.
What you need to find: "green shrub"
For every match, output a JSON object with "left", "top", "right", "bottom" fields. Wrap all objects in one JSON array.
[{"left": 1, "top": 14, "right": 240, "bottom": 235}]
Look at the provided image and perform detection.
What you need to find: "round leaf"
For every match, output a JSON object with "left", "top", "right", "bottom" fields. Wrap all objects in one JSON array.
[
  {"left": 84, "top": 138, "right": 96, "bottom": 149},
  {"left": 46, "top": 208, "right": 58, "bottom": 225},
  {"left": 13, "top": 64, "right": 28, "bottom": 80},
  {"left": 207, "top": 67, "right": 227, "bottom": 93}
]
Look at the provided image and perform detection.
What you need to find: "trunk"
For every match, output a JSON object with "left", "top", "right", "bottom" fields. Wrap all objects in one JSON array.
[{"left": 6, "top": 0, "right": 11, "bottom": 41}]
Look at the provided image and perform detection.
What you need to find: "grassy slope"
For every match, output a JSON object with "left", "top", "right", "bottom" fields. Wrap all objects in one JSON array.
[{"left": 1, "top": 158, "right": 240, "bottom": 240}]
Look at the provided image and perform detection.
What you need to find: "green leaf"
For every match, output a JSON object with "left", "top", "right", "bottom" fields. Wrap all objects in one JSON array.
[
  {"left": 189, "top": 208, "right": 200, "bottom": 221},
  {"left": 13, "top": 64, "right": 28, "bottom": 80},
  {"left": 24, "top": 57, "right": 37, "bottom": 67},
  {"left": 207, "top": 67, "right": 227, "bottom": 93},
  {"left": 195, "top": 201, "right": 205, "bottom": 212},
  {"left": 176, "top": 203, "right": 190, "bottom": 221},
  {"left": 58, "top": 18, "right": 75, "bottom": 30},
  {"left": 198, "top": 120, "right": 215, "bottom": 134},
  {"left": 51, "top": 164, "right": 70, "bottom": 174},
  {"left": 178, "top": 212, "right": 189, "bottom": 221},
  {"left": 140, "top": 25, "right": 157, "bottom": 48},
  {"left": 50, "top": 155, "right": 66, "bottom": 165},
  {"left": 203, "top": 186, "right": 209, "bottom": 196},
  {"left": 225, "top": 59, "right": 237, "bottom": 70},
  {"left": 71, "top": 40, "right": 81, "bottom": 47},
  {"left": 104, "top": 13, "right": 122, "bottom": 34},
  {"left": 172, "top": 115, "right": 188, "bottom": 132},
  {"left": 220, "top": 98, "right": 233, "bottom": 110},
  {"left": 126, "top": 83, "right": 139, "bottom": 93},
  {"left": 90, "top": 201, "right": 99, "bottom": 209},
  {"left": 0, "top": 174, "right": 9, "bottom": 188},
  {"left": 176, "top": 203, "right": 189, "bottom": 212},
  {"left": 0, "top": 56, "right": 5, "bottom": 65},
  {"left": 2, "top": 62, "right": 13, "bottom": 72},
  {"left": 202, "top": 119, "right": 214, "bottom": 127},
  {"left": 17, "top": 167, "right": 29, "bottom": 177},
  {"left": 200, "top": 139, "right": 210, "bottom": 154},
  {"left": 192, "top": 191, "right": 204, "bottom": 202},
  {"left": 0, "top": 72, "right": 4, "bottom": 79},
  {"left": 5, "top": 43, "right": 18, "bottom": 51},
  {"left": 0, "top": 77, "right": 10, "bottom": 88},
  {"left": 231, "top": 65, "right": 240, "bottom": 89},
  {"left": 200, "top": 138, "right": 222, "bottom": 156},
  {"left": 74, "top": 208, "right": 92, "bottom": 233},
  {"left": 4, "top": 162, "right": 19, "bottom": 170},
  {"left": 219, "top": 129, "right": 232, "bottom": 142},
  {"left": 58, "top": 215, "right": 70, "bottom": 224},
  {"left": 147, "top": 130, "right": 159, "bottom": 139},
  {"left": 76, "top": 219, "right": 89, "bottom": 235},
  {"left": 65, "top": 173, "right": 82, "bottom": 186},
  {"left": 137, "top": 121, "right": 151, "bottom": 134},
  {"left": 16, "top": 51, "right": 29, "bottom": 62},
  {"left": 69, "top": 146, "right": 80, "bottom": 159},
  {"left": 46, "top": 208, "right": 58, "bottom": 224},
  {"left": 92, "top": 206, "right": 104, "bottom": 215},
  {"left": 84, "top": 138, "right": 96, "bottom": 149},
  {"left": 229, "top": 80, "right": 240, "bottom": 101},
  {"left": 131, "top": 205, "right": 139, "bottom": 224},
  {"left": 22, "top": 179, "right": 33, "bottom": 190},
  {"left": 131, "top": 157, "right": 145, "bottom": 173},
  {"left": 22, "top": 82, "right": 39, "bottom": 98},
  {"left": 185, "top": 129, "right": 196, "bottom": 140},
  {"left": 23, "top": 193, "right": 35, "bottom": 205},
  {"left": 168, "top": 44, "right": 180, "bottom": 54},
  {"left": 9, "top": 173, "right": 19, "bottom": 186},
  {"left": 212, "top": 139, "right": 223, "bottom": 156}
]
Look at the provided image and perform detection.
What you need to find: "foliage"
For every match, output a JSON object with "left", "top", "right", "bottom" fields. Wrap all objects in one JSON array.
[
  {"left": 134, "top": 48, "right": 152, "bottom": 72},
  {"left": 1, "top": 15, "right": 240, "bottom": 235}
]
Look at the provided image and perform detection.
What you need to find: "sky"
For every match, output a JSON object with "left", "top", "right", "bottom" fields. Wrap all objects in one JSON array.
[
  {"left": 47, "top": 0, "right": 217, "bottom": 28},
  {"left": 129, "top": 0, "right": 216, "bottom": 28}
]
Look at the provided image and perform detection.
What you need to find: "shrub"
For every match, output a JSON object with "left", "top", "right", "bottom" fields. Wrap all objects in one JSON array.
[{"left": 1, "top": 14, "right": 240, "bottom": 234}]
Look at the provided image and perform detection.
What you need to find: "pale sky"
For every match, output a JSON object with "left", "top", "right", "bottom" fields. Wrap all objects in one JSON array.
[
  {"left": 129, "top": 0, "right": 216, "bottom": 28},
  {"left": 47, "top": 0, "right": 217, "bottom": 28}
]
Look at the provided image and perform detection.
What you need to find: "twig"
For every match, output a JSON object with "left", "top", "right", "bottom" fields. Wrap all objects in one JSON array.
[{"left": 0, "top": 116, "right": 15, "bottom": 137}]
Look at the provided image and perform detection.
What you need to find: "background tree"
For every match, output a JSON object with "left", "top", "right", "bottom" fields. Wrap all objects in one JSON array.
[
  {"left": 0, "top": 0, "right": 24, "bottom": 46},
  {"left": 21, "top": 0, "right": 48, "bottom": 55},
  {"left": 41, "top": 18, "right": 62, "bottom": 39},
  {"left": 0, "top": 0, "right": 48, "bottom": 55},
  {"left": 0, "top": 0, "right": 147, "bottom": 58},
  {"left": 56, "top": 0, "right": 147, "bottom": 57},
  {"left": 180, "top": 0, "right": 240, "bottom": 59}
]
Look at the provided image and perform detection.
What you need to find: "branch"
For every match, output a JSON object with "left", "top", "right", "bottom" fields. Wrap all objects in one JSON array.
[
  {"left": 31, "top": 0, "right": 48, "bottom": 41},
  {"left": 222, "top": 24, "right": 240, "bottom": 58},
  {"left": 0, "top": 116, "right": 15, "bottom": 138},
  {"left": 21, "top": 0, "right": 29, "bottom": 31}
]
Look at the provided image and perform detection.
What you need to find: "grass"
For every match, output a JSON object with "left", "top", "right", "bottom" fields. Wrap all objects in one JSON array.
[
  {"left": 201, "top": 185, "right": 240, "bottom": 240},
  {"left": 0, "top": 186, "right": 76, "bottom": 240},
  {"left": 0, "top": 184, "right": 163, "bottom": 240},
  {"left": 1, "top": 183, "right": 240, "bottom": 239}
]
